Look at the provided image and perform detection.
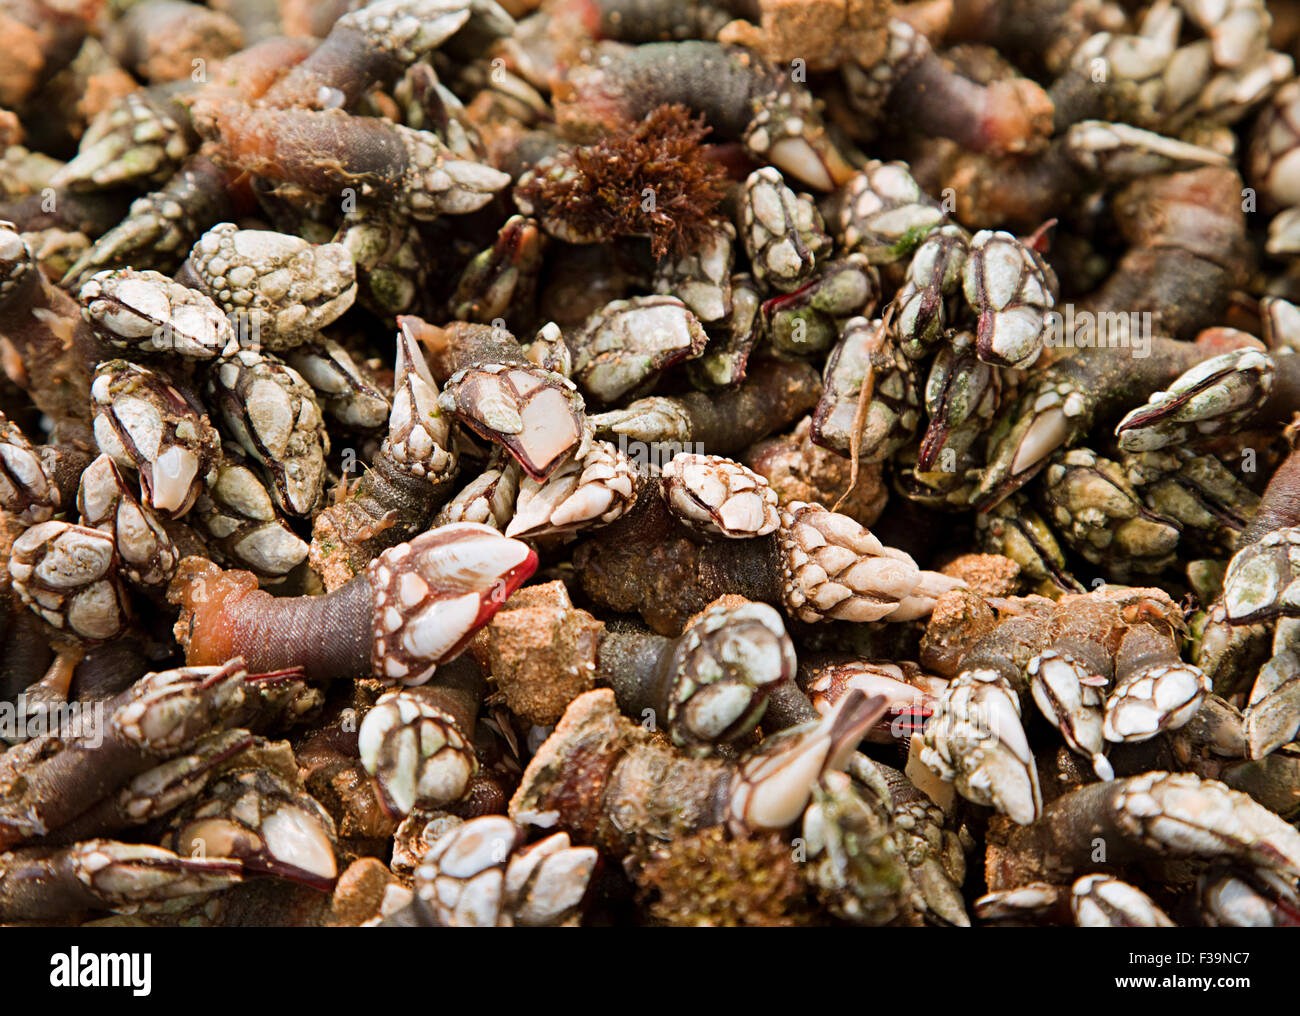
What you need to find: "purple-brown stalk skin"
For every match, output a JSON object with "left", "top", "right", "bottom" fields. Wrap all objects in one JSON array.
[
  {"left": 1241, "top": 446, "right": 1300, "bottom": 546},
  {"left": 174, "top": 567, "right": 373, "bottom": 683},
  {"left": 574, "top": 487, "right": 783, "bottom": 634}
]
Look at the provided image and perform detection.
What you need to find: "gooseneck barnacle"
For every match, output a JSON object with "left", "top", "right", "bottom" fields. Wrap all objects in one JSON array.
[
  {"left": 3, "top": 0, "right": 1300, "bottom": 931},
  {"left": 169, "top": 522, "right": 536, "bottom": 686}
]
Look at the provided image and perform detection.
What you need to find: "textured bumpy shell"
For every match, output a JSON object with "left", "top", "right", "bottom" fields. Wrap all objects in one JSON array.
[
  {"left": 507, "top": 440, "right": 636, "bottom": 538},
  {"left": 191, "top": 447, "right": 309, "bottom": 579},
  {"left": 837, "top": 160, "right": 946, "bottom": 264},
  {"left": 570, "top": 295, "right": 709, "bottom": 404},
  {"left": 921, "top": 666, "right": 1042, "bottom": 825},
  {"left": 358, "top": 692, "right": 477, "bottom": 814},
  {"left": 92, "top": 359, "right": 222, "bottom": 518},
  {"left": 77, "top": 453, "right": 179, "bottom": 587},
  {"left": 0, "top": 413, "right": 60, "bottom": 524},
  {"left": 208, "top": 350, "right": 330, "bottom": 517},
  {"left": 439, "top": 364, "right": 585, "bottom": 480},
  {"left": 777, "top": 502, "right": 962, "bottom": 623},
  {"left": 740, "top": 167, "right": 830, "bottom": 293},
  {"left": 187, "top": 223, "right": 358, "bottom": 351},
  {"left": 814, "top": 317, "right": 921, "bottom": 462},
  {"left": 5, "top": 0, "right": 1299, "bottom": 931},
  {"left": 367, "top": 524, "right": 537, "bottom": 686},
  {"left": 383, "top": 325, "right": 454, "bottom": 481},
  {"left": 414, "top": 815, "right": 597, "bottom": 926},
  {"left": 167, "top": 766, "right": 339, "bottom": 887},
  {"left": 660, "top": 453, "right": 779, "bottom": 539},
  {"left": 52, "top": 91, "right": 191, "bottom": 192},
  {"left": 963, "top": 230, "right": 1054, "bottom": 369},
  {"left": 8, "top": 521, "right": 130, "bottom": 640},
  {"left": 1223, "top": 527, "right": 1300, "bottom": 624},
  {"left": 665, "top": 600, "right": 795, "bottom": 751},
  {"left": 80, "top": 268, "right": 237, "bottom": 359}
]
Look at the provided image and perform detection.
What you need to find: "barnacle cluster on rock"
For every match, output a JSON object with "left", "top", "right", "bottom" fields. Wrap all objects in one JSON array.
[{"left": 0, "top": 0, "right": 1299, "bottom": 929}]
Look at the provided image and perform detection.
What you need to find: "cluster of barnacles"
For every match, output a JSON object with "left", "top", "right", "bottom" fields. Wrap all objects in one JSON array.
[{"left": 0, "top": 0, "right": 1299, "bottom": 929}]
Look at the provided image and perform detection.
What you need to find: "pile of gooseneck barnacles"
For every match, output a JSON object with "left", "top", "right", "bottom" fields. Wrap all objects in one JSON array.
[{"left": 1, "top": 0, "right": 1299, "bottom": 927}]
